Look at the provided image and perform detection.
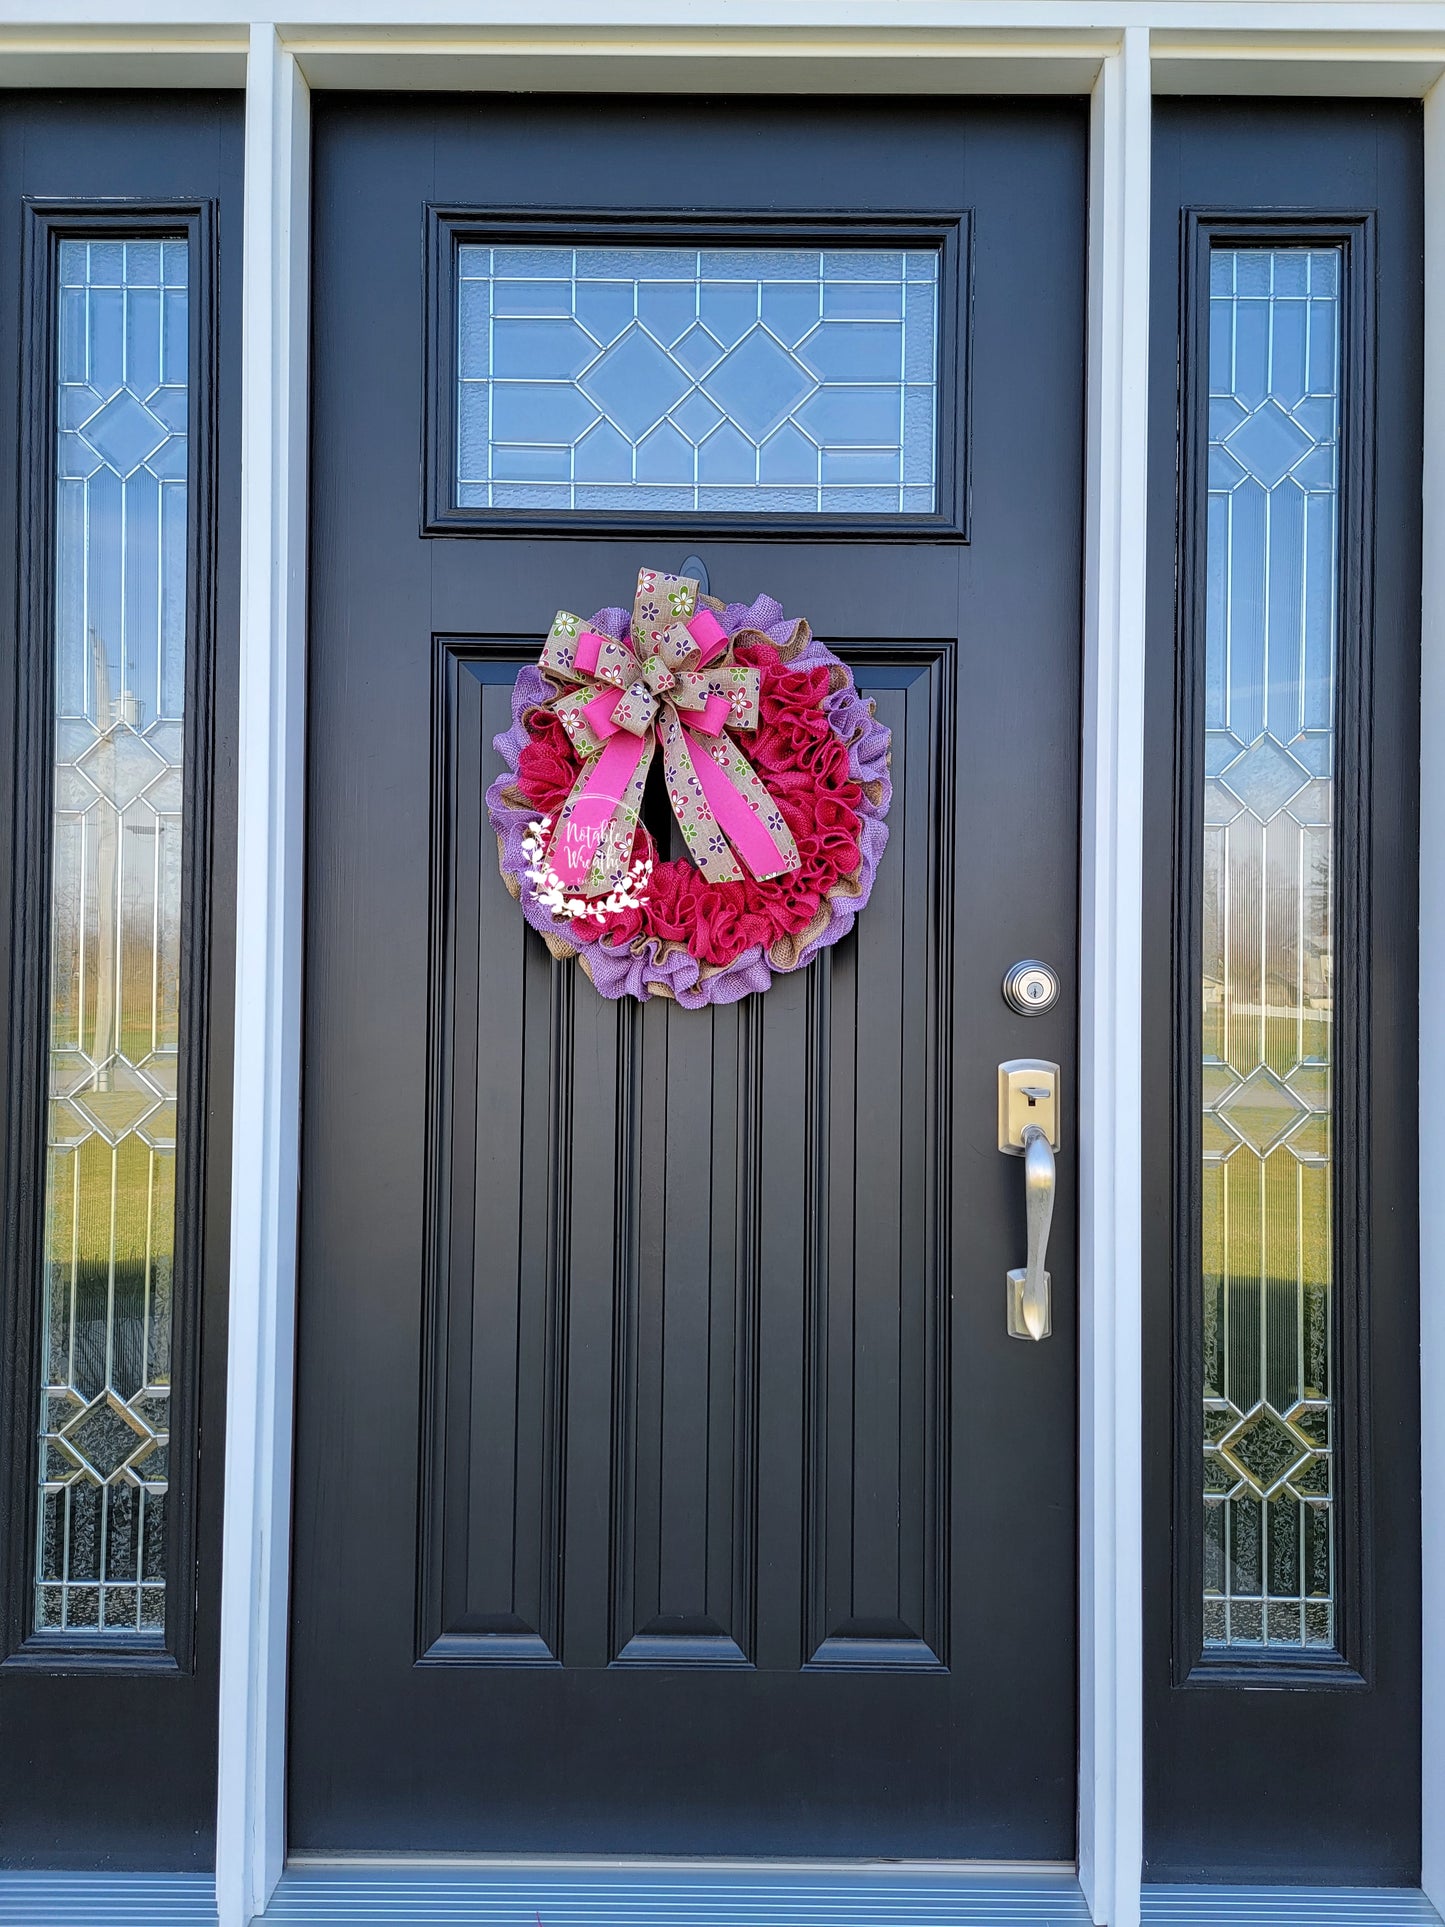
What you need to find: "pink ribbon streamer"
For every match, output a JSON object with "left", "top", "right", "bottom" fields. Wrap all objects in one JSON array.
[{"left": 537, "top": 573, "right": 801, "bottom": 897}]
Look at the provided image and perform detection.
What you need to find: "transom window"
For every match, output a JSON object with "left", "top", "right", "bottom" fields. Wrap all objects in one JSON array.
[{"left": 455, "top": 243, "right": 942, "bottom": 516}]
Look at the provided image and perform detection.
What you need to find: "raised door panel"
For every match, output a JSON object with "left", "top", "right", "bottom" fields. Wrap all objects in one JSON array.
[
  {"left": 807, "top": 657, "right": 947, "bottom": 1669},
  {"left": 426, "top": 644, "right": 949, "bottom": 1676}
]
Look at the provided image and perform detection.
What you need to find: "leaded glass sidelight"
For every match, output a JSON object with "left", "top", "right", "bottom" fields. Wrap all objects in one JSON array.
[
  {"left": 456, "top": 244, "right": 941, "bottom": 513},
  {"left": 1200, "top": 247, "right": 1339, "bottom": 1650},
  {"left": 34, "top": 237, "right": 190, "bottom": 1636}
]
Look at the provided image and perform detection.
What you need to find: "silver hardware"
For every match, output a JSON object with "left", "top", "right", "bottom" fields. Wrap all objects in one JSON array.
[
  {"left": 998, "top": 1060, "right": 1059, "bottom": 1342},
  {"left": 1002, "top": 958, "right": 1060, "bottom": 1016},
  {"left": 998, "top": 1057, "right": 1059, "bottom": 1154},
  {"left": 1007, "top": 1128, "right": 1055, "bottom": 1340},
  {"left": 681, "top": 554, "right": 710, "bottom": 596}
]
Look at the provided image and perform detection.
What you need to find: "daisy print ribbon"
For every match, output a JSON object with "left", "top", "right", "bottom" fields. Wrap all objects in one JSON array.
[{"left": 536, "top": 567, "right": 801, "bottom": 897}]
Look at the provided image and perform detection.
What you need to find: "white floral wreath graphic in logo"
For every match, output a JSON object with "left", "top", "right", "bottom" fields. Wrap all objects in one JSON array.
[{"left": 520, "top": 814, "right": 654, "bottom": 926}]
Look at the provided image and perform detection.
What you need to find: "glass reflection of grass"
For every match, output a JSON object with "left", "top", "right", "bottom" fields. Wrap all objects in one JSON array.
[{"left": 44, "top": 1136, "right": 173, "bottom": 1393}]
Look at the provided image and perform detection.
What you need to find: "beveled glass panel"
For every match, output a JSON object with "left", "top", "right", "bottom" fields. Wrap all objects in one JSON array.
[
  {"left": 1200, "top": 247, "right": 1338, "bottom": 1651},
  {"left": 35, "top": 237, "right": 189, "bottom": 1637},
  {"left": 456, "top": 244, "right": 940, "bottom": 513}
]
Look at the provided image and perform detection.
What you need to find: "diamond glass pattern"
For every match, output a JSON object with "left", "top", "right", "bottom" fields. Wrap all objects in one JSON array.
[
  {"left": 1200, "top": 248, "right": 1339, "bottom": 1650},
  {"left": 579, "top": 327, "right": 691, "bottom": 439},
  {"left": 1224, "top": 397, "right": 1315, "bottom": 489},
  {"left": 75, "top": 722, "right": 167, "bottom": 810},
  {"left": 81, "top": 389, "right": 169, "bottom": 479},
  {"left": 35, "top": 237, "right": 189, "bottom": 1638},
  {"left": 1221, "top": 1407, "right": 1311, "bottom": 1496},
  {"left": 1216, "top": 1066, "right": 1311, "bottom": 1157},
  {"left": 704, "top": 331, "right": 817, "bottom": 441},
  {"left": 1218, "top": 735, "right": 1312, "bottom": 822},
  {"left": 457, "top": 245, "right": 940, "bottom": 513},
  {"left": 62, "top": 1396, "right": 151, "bottom": 1483}
]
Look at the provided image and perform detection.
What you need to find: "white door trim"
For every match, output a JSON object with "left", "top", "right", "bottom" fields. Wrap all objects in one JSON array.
[
  {"left": 1078, "top": 29, "right": 1151, "bottom": 1927},
  {"left": 216, "top": 27, "right": 311, "bottom": 1927}
]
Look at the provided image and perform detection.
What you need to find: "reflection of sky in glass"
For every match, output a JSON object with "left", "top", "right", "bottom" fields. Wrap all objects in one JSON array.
[
  {"left": 36, "top": 237, "right": 189, "bottom": 1637},
  {"left": 1200, "top": 247, "right": 1339, "bottom": 1653},
  {"left": 457, "top": 245, "right": 940, "bottom": 514}
]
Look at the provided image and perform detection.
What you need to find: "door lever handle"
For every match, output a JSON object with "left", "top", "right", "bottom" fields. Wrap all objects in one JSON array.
[
  {"left": 1010, "top": 1125, "right": 1055, "bottom": 1341},
  {"left": 998, "top": 1059, "right": 1059, "bottom": 1342}
]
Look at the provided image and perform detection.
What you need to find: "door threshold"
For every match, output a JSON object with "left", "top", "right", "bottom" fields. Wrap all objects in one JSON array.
[
  {"left": 1139, "top": 1889, "right": 1444, "bottom": 1925},
  {"left": 264, "top": 1858, "right": 1093, "bottom": 1924},
  {"left": 260, "top": 1867, "right": 1445, "bottom": 1926},
  {"left": 0, "top": 1873, "right": 217, "bottom": 1924}
]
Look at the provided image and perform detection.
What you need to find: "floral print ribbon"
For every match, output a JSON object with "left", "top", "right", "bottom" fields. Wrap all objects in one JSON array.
[{"left": 537, "top": 567, "right": 801, "bottom": 897}]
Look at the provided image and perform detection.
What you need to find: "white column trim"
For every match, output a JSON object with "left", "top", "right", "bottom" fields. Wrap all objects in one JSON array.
[
  {"left": 216, "top": 25, "right": 310, "bottom": 1927},
  {"left": 1421, "top": 72, "right": 1445, "bottom": 1927},
  {"left": 1078, "top": 28, "right": 1149, "bottom": 1927}
]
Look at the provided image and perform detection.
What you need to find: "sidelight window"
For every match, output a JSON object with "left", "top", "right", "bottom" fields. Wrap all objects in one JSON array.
[
  {"left": 32, "top": 235, "right": 194, "bottom": 1639},
  {"left": 1196, "top": 245, "right": 1343, "bottom": 1653}
]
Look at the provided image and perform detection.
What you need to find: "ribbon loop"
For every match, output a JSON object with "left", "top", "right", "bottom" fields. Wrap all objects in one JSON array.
[
  {"left": 535, "top": 568, "right": 801, "bottom": 897},
  {"left": 611, "top": 681, "right": 659, "bottom": 737}
]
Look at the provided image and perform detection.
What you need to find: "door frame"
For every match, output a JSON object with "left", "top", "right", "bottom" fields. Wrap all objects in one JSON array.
[{"left": 2, "top": 13, "right": 1440, "bottom": 1927}]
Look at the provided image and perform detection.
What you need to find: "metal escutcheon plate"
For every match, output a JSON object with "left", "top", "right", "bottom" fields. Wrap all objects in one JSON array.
[
  {"left": 1002, "top": 958, "right": 1060, "bottom": 1016},
  {"left": 1007, "top": 1267, "right": 1053, "bottom": 1340}
]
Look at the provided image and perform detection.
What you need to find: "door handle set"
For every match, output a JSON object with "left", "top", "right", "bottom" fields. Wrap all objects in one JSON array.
[{"left": 997, "top": 1059, "right": 1059, "bottom": 1341}]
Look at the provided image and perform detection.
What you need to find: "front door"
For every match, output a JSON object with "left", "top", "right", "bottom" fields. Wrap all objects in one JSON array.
[{"left": 291, "top": 94, "right": 1085, "bottom": 1858}]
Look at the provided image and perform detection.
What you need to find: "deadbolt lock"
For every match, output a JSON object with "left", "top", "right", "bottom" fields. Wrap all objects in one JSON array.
[{"left": 1002, "top": 958, "right": 1061, "bottom": 1016}]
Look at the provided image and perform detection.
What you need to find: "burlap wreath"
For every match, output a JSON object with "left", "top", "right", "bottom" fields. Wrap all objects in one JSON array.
[{"left": 486, "top": 569, "right": 891, "bottom": 1007}]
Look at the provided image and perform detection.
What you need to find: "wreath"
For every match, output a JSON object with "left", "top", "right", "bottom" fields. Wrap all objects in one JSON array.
[{"left": 486, "top": 566, "right": 891, "bottom": 1007}]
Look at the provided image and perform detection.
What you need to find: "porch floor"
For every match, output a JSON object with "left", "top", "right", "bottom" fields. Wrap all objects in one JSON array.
[{"left": 0, "top": 1866, "right": 1439, "bottom": 1927}]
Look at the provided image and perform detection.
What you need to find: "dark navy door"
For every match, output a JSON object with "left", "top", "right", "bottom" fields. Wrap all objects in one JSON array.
[{"left": 291, "top": 93, "right": 1086, "bottom": 1857}]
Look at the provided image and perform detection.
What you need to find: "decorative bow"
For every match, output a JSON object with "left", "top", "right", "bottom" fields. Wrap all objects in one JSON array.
[{"left": 537, "top": 568, "right": 801, "bottom": 898}]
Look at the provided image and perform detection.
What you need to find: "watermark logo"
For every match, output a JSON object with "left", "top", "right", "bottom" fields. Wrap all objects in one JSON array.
[{"left": 522, "top": 814, "right": 653, "bottom": 927}]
